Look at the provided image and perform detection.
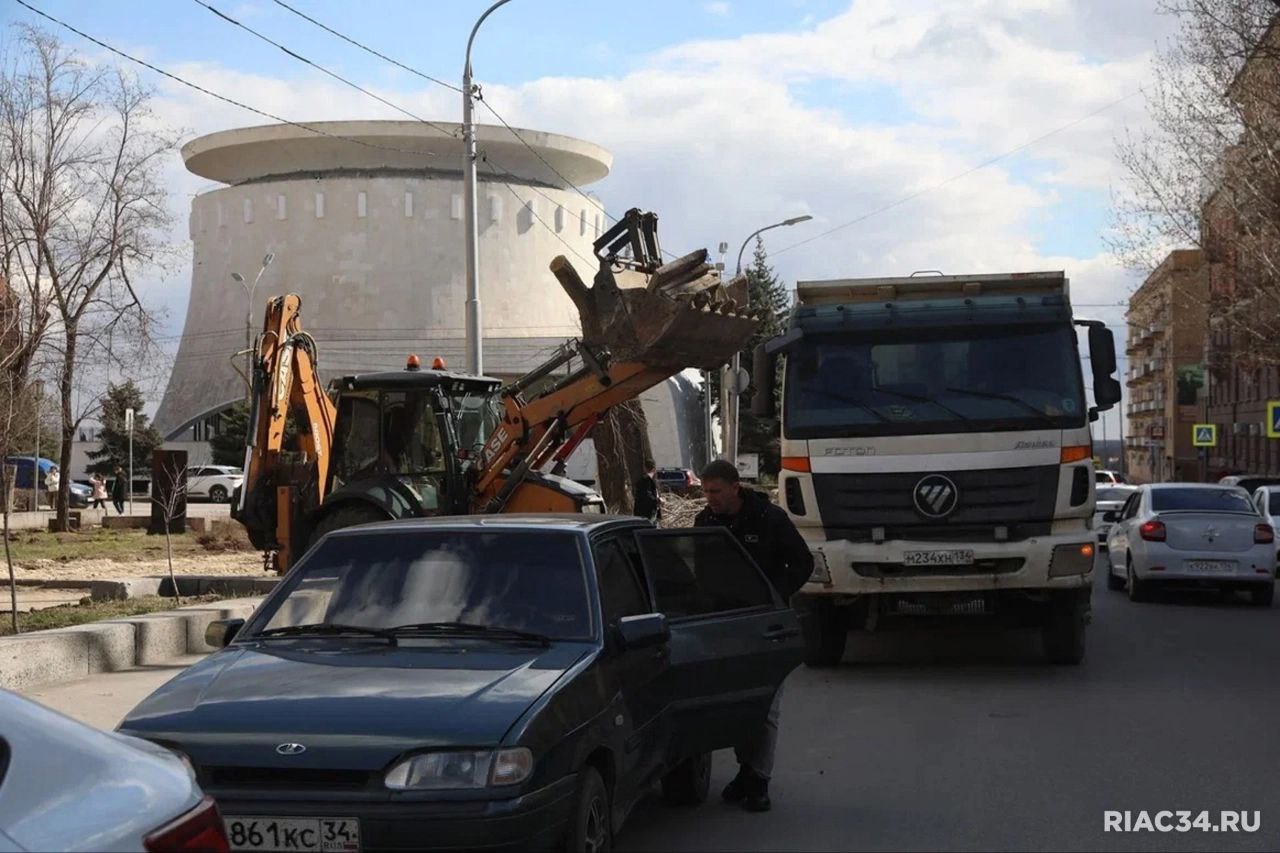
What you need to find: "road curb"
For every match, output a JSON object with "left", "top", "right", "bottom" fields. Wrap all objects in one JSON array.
[
  {"left": 87, "top": 575, "right": 278, "bottom": 601},
  {"left": 0, "top": 597, "right": 263, "bottom": 692}
]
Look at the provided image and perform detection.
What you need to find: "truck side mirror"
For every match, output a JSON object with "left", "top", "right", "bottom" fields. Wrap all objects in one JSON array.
[
  {"left": 751, "top": 345, "right": 776, "bottom": 418},
  {"left": 1085, "top": 324, "right": 1122, "bottom": 415}
]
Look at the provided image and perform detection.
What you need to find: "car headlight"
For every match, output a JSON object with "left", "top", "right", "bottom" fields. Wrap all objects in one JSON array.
[{"left": 384, "top": 748, "right": 533, "bottom": 790}]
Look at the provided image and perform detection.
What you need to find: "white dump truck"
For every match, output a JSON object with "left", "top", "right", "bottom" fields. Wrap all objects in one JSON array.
[{"left": 752, "top": 271, "right": 1122, "bottom": 665}]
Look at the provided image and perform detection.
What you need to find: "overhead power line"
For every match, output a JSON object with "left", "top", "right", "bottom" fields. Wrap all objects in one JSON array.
[
  {"left": 190, "top": 0, "right": 457, "bottom": 139},
  {"left": 13, "top": 0, "right": 443, "bottom": 159},
  {"left": 269, "top": 0, "right": 462, "bottom": 93},
  {"left": 773, "top": 90, "right": 1143, "bottom": 258}
]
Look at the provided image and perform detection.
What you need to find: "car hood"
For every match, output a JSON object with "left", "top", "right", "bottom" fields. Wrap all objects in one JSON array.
[{"left": 119, "top": 641, "right": 590, "bottom": 771}]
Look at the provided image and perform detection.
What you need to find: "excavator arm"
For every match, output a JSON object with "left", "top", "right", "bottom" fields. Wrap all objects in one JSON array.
[{"left": 234, "top": 294, "right": 338, "bottom": 569}]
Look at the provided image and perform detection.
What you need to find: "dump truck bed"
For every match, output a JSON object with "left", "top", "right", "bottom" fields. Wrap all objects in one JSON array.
[{"left": 795, "top": 271, "right": 1068, "bottom": 306}]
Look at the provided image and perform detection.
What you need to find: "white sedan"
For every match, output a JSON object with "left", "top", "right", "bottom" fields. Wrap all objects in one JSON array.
[
  {"left": 0, "top": 690, "right": 228, "bottom": 852},
  {"left": 1093, "top": 485, "right": 1138, "bottom": 550},
  {"left": 1104, "top": 484, "right": 1276, "bottom": 605}
]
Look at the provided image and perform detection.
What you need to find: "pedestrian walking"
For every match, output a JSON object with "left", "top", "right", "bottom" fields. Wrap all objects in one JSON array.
[
  {"left": 90, "top": 472, "right": 108, "bottom": 510},
  {"left": 44, "top": 465, "right": 59, "bottom": 508},
  {"left": 633, "top": 459, "right": 661, "bottom": 523},
  {"left": 111, "top": 466, "right": 127, "bottom": 515},
  {"left": 694, "top": 458, "right": 813, "bottom": 813}
]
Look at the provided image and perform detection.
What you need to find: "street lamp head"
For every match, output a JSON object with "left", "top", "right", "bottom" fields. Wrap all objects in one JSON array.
[
  {"left": 231, "top": 272, "right": 245, "bottom": 284},
  {"left": 262, "top": 252, "right": 275, "bottom": 268},
  {"left": 783, "top": 215, "right": 813, "bottom": 226}
]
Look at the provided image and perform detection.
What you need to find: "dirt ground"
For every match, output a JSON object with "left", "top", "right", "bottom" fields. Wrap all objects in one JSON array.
[
  {"left": 11, "top": 552, "right": 269, "bottom": 581},
  {"left": 3, "top": 526, "right": 270, "bottom": 581}
]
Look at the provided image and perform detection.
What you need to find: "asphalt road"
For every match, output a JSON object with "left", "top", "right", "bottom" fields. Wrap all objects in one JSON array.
[
  {"left": 619, "top": 559, "right": 1280, "bottom": 851},
  {"left": 24, "top": 555, "right": 1280, "bottom": 851}
]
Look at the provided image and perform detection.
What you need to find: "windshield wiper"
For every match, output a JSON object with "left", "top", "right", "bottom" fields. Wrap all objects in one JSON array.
[
  {"left": 797, "top": 386, "right": 891, "bottom": 423},
  {"left": 943, "top": 386, "right": 1059, "bottom": 427},
  {"left": 388, "top": 621, "right": 552, "bottom": 646},
  {"left": 254, "top": 623, "right": 398, "bottom": 644}
]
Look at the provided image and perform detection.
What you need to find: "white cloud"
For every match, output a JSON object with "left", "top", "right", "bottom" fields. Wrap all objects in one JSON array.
[{"left": 704, "top": 2, "right": 731, "bottom": 17}]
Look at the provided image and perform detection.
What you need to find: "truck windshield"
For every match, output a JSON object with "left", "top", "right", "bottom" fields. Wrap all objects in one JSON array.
[{"left": 784, "top": 323, "right": 1086, "bottom": 438}]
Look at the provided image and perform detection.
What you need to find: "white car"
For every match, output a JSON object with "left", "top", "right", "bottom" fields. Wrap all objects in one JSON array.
[
  {"left": 1095, "top": 469, "right": 1127, "bottom": 486},
  {"left": 1104, "top": 483, "right": 1276, "bottom": 606},
  {"left": 185, "top": 465, "right": 244, "bottom": 503},
  {"left": 1252, "top": 486, "right": 1280, "bottom": 576},
  {"left": 0, "top": 689, "right": 228, "bottom": 852},
  {"left": 1093, "top": 485, "right": 1138, "bottom": 550}
]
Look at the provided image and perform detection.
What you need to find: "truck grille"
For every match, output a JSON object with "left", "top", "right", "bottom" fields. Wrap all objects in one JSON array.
[
  {"left": 813, "top": 466, "right": 1059, "bottom": 543},
  {"left": 853, "top": 557, "right": 1025, "bottom": 578}
]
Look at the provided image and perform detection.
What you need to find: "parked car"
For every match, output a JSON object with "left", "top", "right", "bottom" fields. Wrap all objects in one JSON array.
[
  {"left": 1219, "top": 474, "right": 1280, "bottom": 494},
  {"left": 1093, "top": 485, "right": 1138, "bottom": 549},
  {"left": 185, "top": 465, "right": 244, "bottom": 503},
  {"left": 1251, "top": 486, "right": 1280, "bottom": 576},
  {"left": 656, "top": 467, "right": 700, "bottom": 495},
  {"left": 0, "top": 689, "right": 228, "bottom": 852},
  {"left": 1, "top": 456, "right": 90, "bottom": 508},
  {"left": 1095, "top": 469, "right": 1127, "bottom": 486},
  {"left": 119, "top": 515, "right": 802, "bottom": 852},
  {"left": 1103, "top": 484, "right": 1275, "bottom": 605}
]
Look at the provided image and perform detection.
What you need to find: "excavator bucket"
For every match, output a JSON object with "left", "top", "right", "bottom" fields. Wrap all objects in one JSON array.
[{"left": 550, "top": 209, "right": 759, "bottom": 370}]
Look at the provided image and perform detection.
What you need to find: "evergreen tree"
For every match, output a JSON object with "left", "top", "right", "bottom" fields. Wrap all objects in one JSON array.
[
  {"left": 209, "top": 401, "right": 250, "bottom": 467},
  {"left": 736, "top": 237, "right": 790, "bottom": 476},
  {"left": 86, "top": 382, "right": 162, "bottom": 475}
]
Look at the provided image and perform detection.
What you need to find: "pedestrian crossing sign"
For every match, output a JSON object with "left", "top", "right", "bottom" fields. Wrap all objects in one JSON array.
[
  {"left": 1193, "top": 424, "right": 1217, "bottom": 447},
  {"left": 1268, "top": 402, "right": 1280, "bottom": 439}
]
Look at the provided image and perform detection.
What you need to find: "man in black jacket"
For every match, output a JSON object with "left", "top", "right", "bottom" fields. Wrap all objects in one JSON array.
[
  {"left": 694, "top": 459, "right": 813, "bottom": 813},
  {"left": 632, "top": 459, "right": 660, "bottom": 522}
]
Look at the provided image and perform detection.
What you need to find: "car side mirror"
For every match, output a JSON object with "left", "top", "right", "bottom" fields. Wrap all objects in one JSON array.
[
  {"left": 1102, "top": 511, "right": 1119, "bottom": 523},
  {"left": 617, "top": 613, "right": 669, "bottom": 650},
  {"left": 204, "top": 618, "right": 245, "bottom": 649}
]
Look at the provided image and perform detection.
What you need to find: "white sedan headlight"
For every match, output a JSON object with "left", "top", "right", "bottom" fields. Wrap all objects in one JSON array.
[{"left": 384, "top": 748, "right": 533, "bottom": 790}]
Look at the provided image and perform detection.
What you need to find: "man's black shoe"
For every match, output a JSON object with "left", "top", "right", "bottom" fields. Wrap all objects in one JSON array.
[
  {"left": 743, "top": 775, "right": 771, "bottom": 813},
  {"left": 721, "top": 767, "right": 752, "bottom": 803}
]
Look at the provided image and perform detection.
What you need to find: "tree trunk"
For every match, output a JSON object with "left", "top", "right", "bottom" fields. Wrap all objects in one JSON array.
[
  {"left": 593, "top": 399, "right": 654, "bottom": 514},
  {"left": 164, "top": 527, "right": 181, "bottom": 606},
  {"left": 2, "top": 468, "right": 17, "bottom": 634},
  {"left": 55, "top": 330, "right": 76, "bottom": 532}
]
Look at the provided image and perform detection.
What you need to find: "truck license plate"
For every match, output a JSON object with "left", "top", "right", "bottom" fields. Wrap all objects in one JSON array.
[
  {"left": 224, "top": 817, "right": 360, "bottom": 852},
  {"left": 904, "top": 549, "right": 975, "bottom": 567},
  {"left": 1186, "top": 560, "right": 1234, "bottom": 573}
]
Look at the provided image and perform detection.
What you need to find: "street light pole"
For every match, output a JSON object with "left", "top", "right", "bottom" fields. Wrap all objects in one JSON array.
[
  {"left": 723, "top": 215, "right": 813, "bottom": 464},
  {"left": 231, "top": 252, "right": 275, "bottom": 404},
  {"left": 462, "top": 0, "right": 516, "bottom": 377}
]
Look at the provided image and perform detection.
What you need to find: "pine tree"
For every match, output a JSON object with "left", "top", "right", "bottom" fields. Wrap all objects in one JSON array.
[
  {"left": 209, "top": 401, "right": 250, "bottom": 467},
  {"left": 739, "top": 237, "right": 790, "bottom": 476},
  {"left": 86, "top": 382, "right": 162, "bottom": 476}
]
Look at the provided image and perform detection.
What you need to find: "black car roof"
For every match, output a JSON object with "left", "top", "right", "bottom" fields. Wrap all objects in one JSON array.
[{"left": 325, "top": 514, "right": 649, "bottom": 538}]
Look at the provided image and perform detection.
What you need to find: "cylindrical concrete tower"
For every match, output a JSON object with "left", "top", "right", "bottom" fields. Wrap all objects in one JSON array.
[{"left": 155, "top": 120, "right": 613, "bottom": 439}]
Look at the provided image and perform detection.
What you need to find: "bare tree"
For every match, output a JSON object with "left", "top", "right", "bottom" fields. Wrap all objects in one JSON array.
[
  {"left": 150, "top": 457, "right": 187, "bottom": 607},
  {"left": 0, "top": 25, "right": 178, "bottom": 531},
  {"left": 594, "top": 399, "right": 655, "bottom": 514},
  {"left": 1111, "top": 3, "right": 1280, "bottom": 364}
]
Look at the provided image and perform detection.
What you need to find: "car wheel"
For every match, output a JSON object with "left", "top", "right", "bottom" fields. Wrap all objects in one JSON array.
[
  {"left": 661, "top": 751, "right": 711, "bottom": 806},
  {"left": 799, "top": 601, "right": 849, "bottom": 667},
  {"left": 565, "top": 766, "right": 611, "bottom": 852},
  {"left": 1127, "top": 560, "right": 1150, "bottom": 603},
  {"left": 1106, "top": 561, "right": 1125, "bottom": 591},
  {"left": 1042, "top": 589, "right": 1087, "bottom": 665},
  {"left": 209, "top": 485, "right": 228, "bottom": 503},
  {"left": 1250, "top": 583, "right": 1274, "bottom": 607}
]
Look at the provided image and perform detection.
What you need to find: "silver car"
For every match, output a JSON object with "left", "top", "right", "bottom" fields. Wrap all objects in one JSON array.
[
  {"left": 0, "top": 690, "right": 228, "bottom": 852},
  {"left": 1104, "top": 483, "right": 1276, "bottom": 605},
  {"left": 1093, "top": 485, "right": 1138, "bottom": 550}
]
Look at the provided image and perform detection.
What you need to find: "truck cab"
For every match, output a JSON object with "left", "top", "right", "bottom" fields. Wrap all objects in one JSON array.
[{"left": 755, "top": 271, "right": 1122, "bottom": 665}]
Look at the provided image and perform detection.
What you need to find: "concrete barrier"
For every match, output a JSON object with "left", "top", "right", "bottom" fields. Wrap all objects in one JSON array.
[
  {"left": 88, "top": 575, "right": 277, "bottom": 601},
  {"left": 0, "top": 596, "right": 264, "bottom": 691}
]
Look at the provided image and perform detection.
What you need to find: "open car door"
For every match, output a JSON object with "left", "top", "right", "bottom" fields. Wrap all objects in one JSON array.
[{"left": 632, "top": 527, "right": 803, "bottom": 758}]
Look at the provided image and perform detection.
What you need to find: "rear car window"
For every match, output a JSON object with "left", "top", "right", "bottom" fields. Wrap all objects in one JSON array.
[
  {"left": 636, "top": 530, "right": 774, "bottom": 619},
  {"left": 1151, "top": 488, "right": 1257, "bottom": 514},
  {"left": 258, "top": 531, "right": 591, "bottom": 640}
]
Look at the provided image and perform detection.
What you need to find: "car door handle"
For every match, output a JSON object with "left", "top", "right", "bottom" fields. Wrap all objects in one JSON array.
[{"left": 762, "top": 625, "right": 800, "bottom": 641}]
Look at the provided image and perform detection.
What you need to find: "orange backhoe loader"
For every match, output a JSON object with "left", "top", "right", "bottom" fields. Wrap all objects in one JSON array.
[{"left": 233, "top": 209, "right": 758, "bottom": 572}]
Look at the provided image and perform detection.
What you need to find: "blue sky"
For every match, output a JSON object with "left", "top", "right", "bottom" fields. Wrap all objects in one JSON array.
[{"left": 3, "top": 0, "right": 1171, "bottom": 438}]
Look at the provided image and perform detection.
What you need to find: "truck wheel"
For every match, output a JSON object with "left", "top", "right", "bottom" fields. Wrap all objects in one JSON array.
[
  {"left": 565, "top": 766, "right": 611, "bottom": 852},
  {"left": 1042, "top": 590, "right": 1087, "bottom": 665},
  {"left": 308, "top": 503, "right": 389, "bottom": 548},
  {"left": 800, "top": 602, "right": 848, "bottom": 667},
  {"left": 661, "top": 751, "right": 710, "bottom": 806},
  {"left": 1250, "top": 584, "right": 1274, "bottom": 607}
]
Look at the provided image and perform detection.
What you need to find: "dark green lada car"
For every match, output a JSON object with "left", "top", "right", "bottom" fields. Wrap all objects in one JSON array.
[{"left": 119, "top": 515, "right": 802, "bottom": 852}]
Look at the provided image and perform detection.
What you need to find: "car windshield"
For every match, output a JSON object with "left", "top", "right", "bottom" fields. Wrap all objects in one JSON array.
[
  {"left": 1097, "top": 488, "right": 1133, "bottom": 502},
  {"left": 254, "top": 531, "right": 591, "bottom": 641},
  {"left": 784, "top": 322, "right": 1085, "bottom": 438},
  {"left": 1151, "top": 488, "right": 1257, "bottom": 514}
]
